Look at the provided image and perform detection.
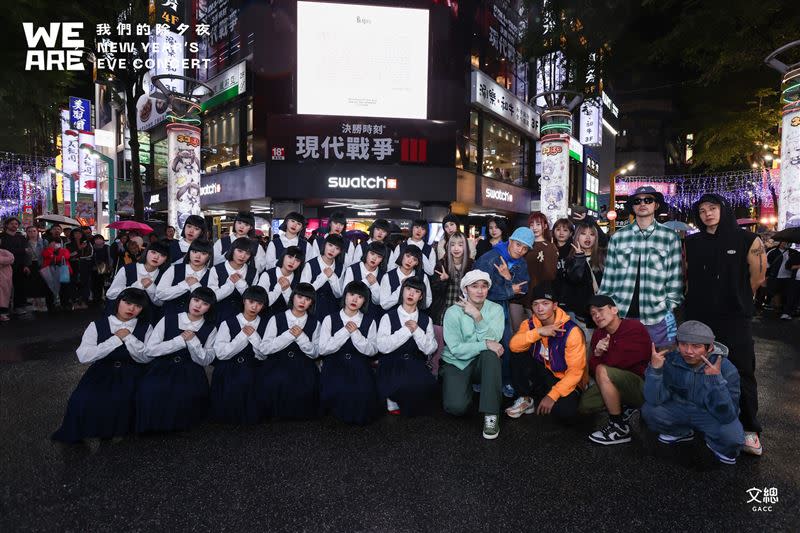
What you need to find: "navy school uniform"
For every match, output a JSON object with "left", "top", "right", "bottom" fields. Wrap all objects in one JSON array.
[
  {"left": 155, "top": 263, "right": 214, "bottom": 315},
  {"left": 265, "top": 233, "right": 315, "bottom": 270},
  {"left": 212, "top": 262, "right": 257, "bottom": 323},
  {"left": 210, "top": 314, "right": 268, "bottom": 425},
  {"left": 319, "top": 311, "right": 382, "bottom": 425},
  {"left": 53, "top": 316, "right": 151, "bottom": 442},
  {"left": 104, "top": 263, "right": 165, "bottom": 325},
  {"left": 136, "top": 313, "right": 217, "bottom": 433},
  {"left": 300, "top": 257, "right": 344, "bottom": 321},
  {"left": 169, "top": 238, "right": 191, "bottom": 264},
  {"left": 389, "top": 239, "right": 437, "bottom": 277},
  {"left": 314, "top": 234, "right": 353, "bottom": 266},
  {"left": 379, "top": 268, "right": 433, "bottom": 310},
  {"left": 341, "top": 262, "right": 385, "bottom": 323},
  {"left": 376, "top": 307, "right": 438, "bottom": 417},
  {"left": 256, "top": 310, "right": 320, "bottom": 420},
  {"left": 257, "top": 267, "right": 299, "bottom": 317},
  {"left": 213, "top": 236, "right": 267, "bottom": 274}
]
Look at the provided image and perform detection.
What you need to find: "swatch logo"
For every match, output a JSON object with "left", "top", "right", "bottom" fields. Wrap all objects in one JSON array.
[{"left": 328, "top": 176, "right": 397, "bottom": 190}]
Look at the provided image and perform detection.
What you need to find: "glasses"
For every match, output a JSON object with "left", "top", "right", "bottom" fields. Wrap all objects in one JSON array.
[{"left": 631, "top": 197, "right": 656, "bottom": 205}]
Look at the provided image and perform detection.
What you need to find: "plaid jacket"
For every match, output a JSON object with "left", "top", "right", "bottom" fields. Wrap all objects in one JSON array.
[{"left": 599, "top": 221, "right": 683, "bottom": 325}]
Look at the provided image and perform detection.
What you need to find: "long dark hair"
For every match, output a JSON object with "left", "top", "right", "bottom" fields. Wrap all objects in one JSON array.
[{"left": 569, "top": 222, "right": 605, "bottom": 272}]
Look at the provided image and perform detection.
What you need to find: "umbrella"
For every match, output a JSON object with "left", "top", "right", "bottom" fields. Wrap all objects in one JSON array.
[
  {"left": 737, "top": 218, "right": 758, "bottom": 226},
  {"left": 771, "top": 226, "right": 800, "bottom": 243},
  {"left": 663, "top": 220, "right": 691, "bottom": 232},
  {"left": 108, "top": 221, "right": 154, "bottom": 234},
  {"left": 36, "top": 214, "right": 81, "bottom": 226}
]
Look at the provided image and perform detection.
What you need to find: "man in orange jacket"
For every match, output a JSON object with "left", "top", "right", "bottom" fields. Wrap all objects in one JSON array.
[{"left": 506, "top": 283, "right": 588, "bottom": 423}]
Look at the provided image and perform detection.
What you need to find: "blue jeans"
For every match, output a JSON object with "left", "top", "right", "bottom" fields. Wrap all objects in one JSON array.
[{"left": 642, "top": 401, "right": 744, "bottom": 458}]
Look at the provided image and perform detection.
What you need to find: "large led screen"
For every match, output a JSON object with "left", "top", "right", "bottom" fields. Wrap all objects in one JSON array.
[{"left": 297, "top": 1, "right": 429, "bottom": 119}]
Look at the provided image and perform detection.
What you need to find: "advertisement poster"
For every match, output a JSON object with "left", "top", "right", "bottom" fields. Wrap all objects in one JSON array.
[
  {"left": 539, "top": 134, "right": 570, "bottom": 223},
  {"left": 117, "top": 181, "right": 134, "bottom": 216},
  {"left": 78, "top": 132, "right": 96, "bottom": 194},
  {"left": 75, "top": 194, "right": 96, "bottom": 226},
  {"left": 779, "top": 106, "right": 800, "bottom": 229},
  {"left": 167, "top": 123, "right": 202, "bottom": 229}
]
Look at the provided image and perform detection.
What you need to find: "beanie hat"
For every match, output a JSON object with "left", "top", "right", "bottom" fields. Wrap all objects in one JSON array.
[
  {"left": 509, "top": 227, "right": 534, "bottom": 248},
  {"left": 676, "top": 320, "right": 715, "bottom": 345},
  {"left": 442, "top": 213, "right": 459, "bottom": 226},
  {"left": 459, "top": 269, "right": 492, "bottom": 298}
]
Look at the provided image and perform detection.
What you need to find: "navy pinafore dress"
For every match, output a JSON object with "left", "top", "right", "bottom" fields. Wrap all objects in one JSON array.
[
  {"left": 169, "top": 239, "right": 186, "bottom": 264},
  {"left": 209, "top": 316, "right": 268, "bottom": 425},
  {"left": 272, "top": 234, "right": 310, "bottom": 262},
  {"left": 52, "top": 318, "right": 150, "bottom": 442},
  {"left": 214, "top": 263, "right": 257, "bottom": 323},
  {"left": 348, "top": 262, "right": 385, "bottom": 324},
  {"left": 319, "top": 313, "right": 382, "bottom": 425},
  {"left": 309, "top": 258, "right": 343, "bottom": 322},
  {"left": 262, "top": 267, "right": 300, "bottom": 317},
  {"left": 376, "top": 309, "right": 438, "bottom": 417},
  {"left": 162, "top": 264, "right": 212, "bottom": 316},
  {"left": 256, "top": 312, "right": 319, "bottom": 420},
  {"left": 104, "top": 263, "right": 165, "bottom": 326},
  {"left": 135, "top": 315, "right": 216, "bottom": 433}
]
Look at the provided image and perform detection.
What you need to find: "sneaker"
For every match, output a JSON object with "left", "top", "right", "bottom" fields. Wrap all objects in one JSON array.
[
  {"left": 505, "top": 396, "right": 535, "bottom": 418},
  {"left": 482, "top": 415, "right": 500, "bottom": 440},
  {"left": 502, "top": 384, "right": 515, "bottom": 398},
  {"left": 705, "top": 442, "right": 737, "bottom": 465},
  {"left": 12, "top": 308, "right": 28, "bottom": 316},
  {"left": 386, "top": 398, "right": 400, "bottom": 415},
  {"left": 780, "top": 313, "right": 791, "bottom": 320},
  {"left": 0, "top": 314, "right": 9, "bottom": 322},
  {"left": 588, "top": 420, "right": 632, "bottom": 445},
  {"left": 472, "top": 384, "right": 481, "bottom": 393},
  {"left": 742, "top": 432, "right": 763, "bottom": 456},
  {"left": 622, "top": 407, "right": 639, "bottom": 424},
  {"left": 658, "top": 430, "right": 695, "bottom": 444}
]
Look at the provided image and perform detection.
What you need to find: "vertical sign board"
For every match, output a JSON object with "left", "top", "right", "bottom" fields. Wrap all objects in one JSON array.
[
  {"left": 167, "top": 123, "right": 202, "bottom": 229},
  {"left": 779, "top": 106, "right": 800, "bottom": 229},
  {"left": 78, "top": 132, "right": 96, "bottom": 194},
  {"left": 539, "top": 134, "right": 571, "bottom": 223},
  {"left": 579, "top": 98, "right": 602, "bottom": 147},
  {"left": 69, "top": 97, "right": 91, "bottom": 132},
  {"left": 61, "top": 109, "right": 78, "bottom": 212}
]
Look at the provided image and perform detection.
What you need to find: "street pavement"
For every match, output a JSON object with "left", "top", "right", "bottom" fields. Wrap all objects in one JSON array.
[{"left": 1, "top": 308, "right": 798, "bottom": 532}]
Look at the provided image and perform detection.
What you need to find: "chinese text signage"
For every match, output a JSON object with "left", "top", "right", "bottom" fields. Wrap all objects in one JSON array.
[{"left": 470, "top": 70, "right": 540, "bottom": 138}]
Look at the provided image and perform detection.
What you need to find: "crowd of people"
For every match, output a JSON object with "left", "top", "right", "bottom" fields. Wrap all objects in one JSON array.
[{"left": 3, "top": 186, "right": 796, "bottom": 465}]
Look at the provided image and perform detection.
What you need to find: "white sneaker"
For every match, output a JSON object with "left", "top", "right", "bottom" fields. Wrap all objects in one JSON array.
[
  {"left": 504, "top": 396, "right": 535, "bottom": 418},
  {"left": 386, "top": 398, "right": 400, "bottom": 414},
  {"left": 743, "top": 432, "right": 763, "bottom": 456},
  {"left": 780, "top": 313, "right": 791, "bottom": 320},
  {"left": 658, "top": 430, "right": 695, "bottom": 444},
  {"left": 482, "top": 415, "right": 500, "bottom": 440}
]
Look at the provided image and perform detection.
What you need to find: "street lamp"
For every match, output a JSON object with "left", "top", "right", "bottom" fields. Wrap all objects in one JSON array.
[
  {"left": 80, "top": 144, "right": 115, "bottom": 238},
  {"left": 47, "top": 166, "right": 77, "bottom": 216}
]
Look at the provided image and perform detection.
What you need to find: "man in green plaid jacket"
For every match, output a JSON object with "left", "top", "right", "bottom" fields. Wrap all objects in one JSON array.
[{"left": 599, "top": 186, "right": 683, "bottom": 347}]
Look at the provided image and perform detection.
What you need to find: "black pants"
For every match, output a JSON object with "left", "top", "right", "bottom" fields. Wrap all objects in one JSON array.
[
  {"left": 510, "top": 354, "right": 581, "bottom": 424},
  {"left": 11, "top": 266, "right": 26, "bottom": 309},
  {"left": 705, "top": 317, "right": 761, "bottom": 434},
  {"left": 786, "top": 280, "right": 800, "bottom": 315}
]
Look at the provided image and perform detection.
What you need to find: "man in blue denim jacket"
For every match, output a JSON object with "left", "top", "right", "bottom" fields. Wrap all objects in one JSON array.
[{"left": 641, "top": 320, "right": 745, "bottom": 464}]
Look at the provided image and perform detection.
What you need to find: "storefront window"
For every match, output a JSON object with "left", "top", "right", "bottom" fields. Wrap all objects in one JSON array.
[
  {"left": 458, "top": 110, "right": 479, "bottom": 172},
  {"left": 481, "top": 118, "right": 528, "bottom": 186},
  {"left": 203, "top": 102, "right": 240, "bottom": 174},
  {"left": 153, "top": 137, "right": 168, "bottom": 190}
]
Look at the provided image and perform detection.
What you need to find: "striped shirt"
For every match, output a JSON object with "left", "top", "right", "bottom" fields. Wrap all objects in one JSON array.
[{"left": 599, "top": 221, "right": 683, "bottom": 325}]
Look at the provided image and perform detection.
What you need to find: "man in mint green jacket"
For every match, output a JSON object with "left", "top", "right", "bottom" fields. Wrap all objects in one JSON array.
[{"left": 441, "top": 270, "right": 507, "bottom": 439}]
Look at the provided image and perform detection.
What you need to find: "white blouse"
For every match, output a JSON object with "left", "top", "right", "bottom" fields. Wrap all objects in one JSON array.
[
  {"left": 339, "top": 262, "right": 382, "bottom": 305},
  {"left": 76, "top": 316, "right": 151, "bottom": 364},
  {"left": 376, "top": 307, "right": 437, "bottom": 355},
  {"left": 213, "top": 314, "right": 263, "bottom": 360},
  {"left": 265, "top": 231, "right": 318, "bottom": 270},
  {"left": 388, "top": 238, "right": 437, "bottom": 276},
  {"left": 257, "top": 310, "right": 318, "bottom": 359},
  {"left": 155, "top": 264, "right": 216, "bottom": 302},
  {"left": 105, "top": 263, "right": 162, "bottom": 305},
  {"left": 379, "top": 269, "right": 432, "bottom": 310},
  {"left": 300, "top": 256, "right": 343, "bottom": 296},
  {"left": 213, "top": 237, "right": 267, "bottom": 274},
  {"left": 145, "top": 312, "right": 217, "bottom": 366},
  {"left": 318, "top": 310, "right": 378, "bottom": 357},
  {"left": 210, "top": 261, "right": 251, "bottom": 302},
  {"left": 257, "top": 268, "right": 295, "bottom": 307}
]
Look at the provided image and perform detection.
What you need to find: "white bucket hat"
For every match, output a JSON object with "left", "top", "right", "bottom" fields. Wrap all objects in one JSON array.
[{"left": 460, "top": 269, "right": 492, "bottom": 298}]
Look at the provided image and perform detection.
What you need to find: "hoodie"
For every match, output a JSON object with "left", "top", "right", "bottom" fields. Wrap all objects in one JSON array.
[
  {"left": 643, "top": 342, "right": 740, "bottom": 424},
  {"left": 685, "top": 193, "right": 758, "bottom": 319}
]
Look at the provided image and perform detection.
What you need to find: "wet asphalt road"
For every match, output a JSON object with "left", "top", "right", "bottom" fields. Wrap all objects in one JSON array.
[{"left": 1, "top": 308, "right": 798, "bottom": 532}]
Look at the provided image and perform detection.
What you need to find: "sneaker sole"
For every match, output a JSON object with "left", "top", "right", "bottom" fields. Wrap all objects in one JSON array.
[
  {"left": 504, "top": 406, "right": 535, "bottom": 419},
  {"left": 706, "top": 442, "right": 737, "bottom": 464},
  {"left": 482, "top": 431, "right": 499, "bottom": 440},
  {"left": 588, "top": 434, "right": 632, "bottom": 445},
  {"left": 742, "top": 445, "right": 763, "bottom": 456},
  {"left": 658, "top": 434, "right": 695, "bottom": 444}
]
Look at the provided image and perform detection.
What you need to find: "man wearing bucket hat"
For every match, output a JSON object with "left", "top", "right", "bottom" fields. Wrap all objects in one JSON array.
[
  {"left": 440, "top": 270, "right": 506, "bottom": 439},
  {"left": 641, "top": 320, "right": 744, "bottom": 465},
  {"left": 473, "top": 226, "right": 532, "bottom": 398},
  {"left": 599, "top": 186, "right": 683, "bottom": 347}
]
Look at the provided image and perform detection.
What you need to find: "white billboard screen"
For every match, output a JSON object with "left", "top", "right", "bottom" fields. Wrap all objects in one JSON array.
[{"left": 297, "top": 1, "right": 429, "bottom": 119}]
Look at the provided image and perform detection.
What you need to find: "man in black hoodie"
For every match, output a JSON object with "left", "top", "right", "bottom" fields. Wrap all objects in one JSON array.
[{"left": 684, "top": 193, "right": 766, "bottom": 457}]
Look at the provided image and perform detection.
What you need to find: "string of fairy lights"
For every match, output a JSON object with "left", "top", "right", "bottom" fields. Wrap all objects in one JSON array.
[
  {"left": 616, "top": 169, "right": 780, "bottom": 211},
  {"left": 0, "top": 151, "right": 54, "bottom": 220}
]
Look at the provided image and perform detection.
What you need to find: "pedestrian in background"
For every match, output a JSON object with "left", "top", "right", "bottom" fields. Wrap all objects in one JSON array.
[
  {"left": 24, "top": 225, "right": 47, "bottom": 312},
  {"left": 91, "top": 235, "right": 112, "bottom": 305},
  {"left": 66, "top": 228, "right": 91, "bottom": 310},
  {"left": 0, "top": 217, "right": 29, "bottom": 316}
]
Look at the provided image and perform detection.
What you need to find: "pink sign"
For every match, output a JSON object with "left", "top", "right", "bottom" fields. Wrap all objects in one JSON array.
[{"left": 614, "top": 180, "right": 677, "bottom": 197}]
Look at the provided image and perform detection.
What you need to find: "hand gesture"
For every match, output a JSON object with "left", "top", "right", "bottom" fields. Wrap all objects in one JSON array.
[
  {"left": 594, "top": 334, "right": 610, "bottom": 356},
  {"left": 323, "top": 267, "right": 334, "bottom": 278},
  {"left": 537, "top": 322, "right": 566, "bottom": 338},
  {"left": 344, "top": 321, "right": 358, "bottom": 334},
  {"left": 494, "top": 256, "right": 512, "bottom": 281},
  {"left": 570, "top": 242, "right": 583, "bottom": 255},
  {"left": 365, "top": 273, "right": 377, "bottom": 286},
  {"left": 435, "top": 268, "right": 449, "bottom": 281},
  {"left": 242, "top": 325, "right": 255, "bottom": 336},
  {"left": 650, "top": 343, "right": 668, "bottom": 369},
  {"left": 115, "top": 328, "right": 131, "bottom": 339},
  {"left": 485, "top": 340, "right": 504, "bottom": 358},
  {"left": 289, "top": 325, "right": 303, "bottom": 338},
  {"left": 455, "top": 297, "right": 481, "bottom": 321},
  {"left": 278, "top": 277, "right": 291, "bottom": 290},
  {"left": 573, "top": 211, "right": 586, "bottom": 221},
  {"left": 701, "top": 355, "right": 722, "bottom": 376},
  {"left": 181, "top": 330, "right": 196, "bottom": 341},
  {"left": 229, "top": 273, "right": 242, "bottom": 284},
  {"left": 512, "top": 280, "right": 527, "bottom": 295},
  {"left": 405, "top": 320, "right": 418, "bottom": 333},
  {"left": 185, "top": 276, "right": 199, "bottom": 286},
  {"left": 140, "top": 277, "right": 153, "bottom": 289},
  {"left": 536, "top": 396, "right": 555, "bottom": 415}
]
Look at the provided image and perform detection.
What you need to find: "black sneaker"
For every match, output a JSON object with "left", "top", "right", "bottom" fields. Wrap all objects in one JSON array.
[
  {"left": 622, "top": 407, "right": 639, "bottom": 424},
  {"left": 588, "top": 421, "right": 631, "bottom": 445}
]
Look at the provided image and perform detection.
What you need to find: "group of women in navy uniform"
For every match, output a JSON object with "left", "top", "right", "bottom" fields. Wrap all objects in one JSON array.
[{"left": 53, "top": 211, "right": 440, "bottom": 443}]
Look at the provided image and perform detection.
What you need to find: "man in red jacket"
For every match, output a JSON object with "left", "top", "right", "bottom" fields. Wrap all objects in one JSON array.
[{"left": 579, "top": 295, "right": 652, "bottom": 445}]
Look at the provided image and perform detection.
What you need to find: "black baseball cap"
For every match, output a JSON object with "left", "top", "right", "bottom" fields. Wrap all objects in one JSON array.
[{"left": 588, "top": 295, "right": 617, "bottom": 309}]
